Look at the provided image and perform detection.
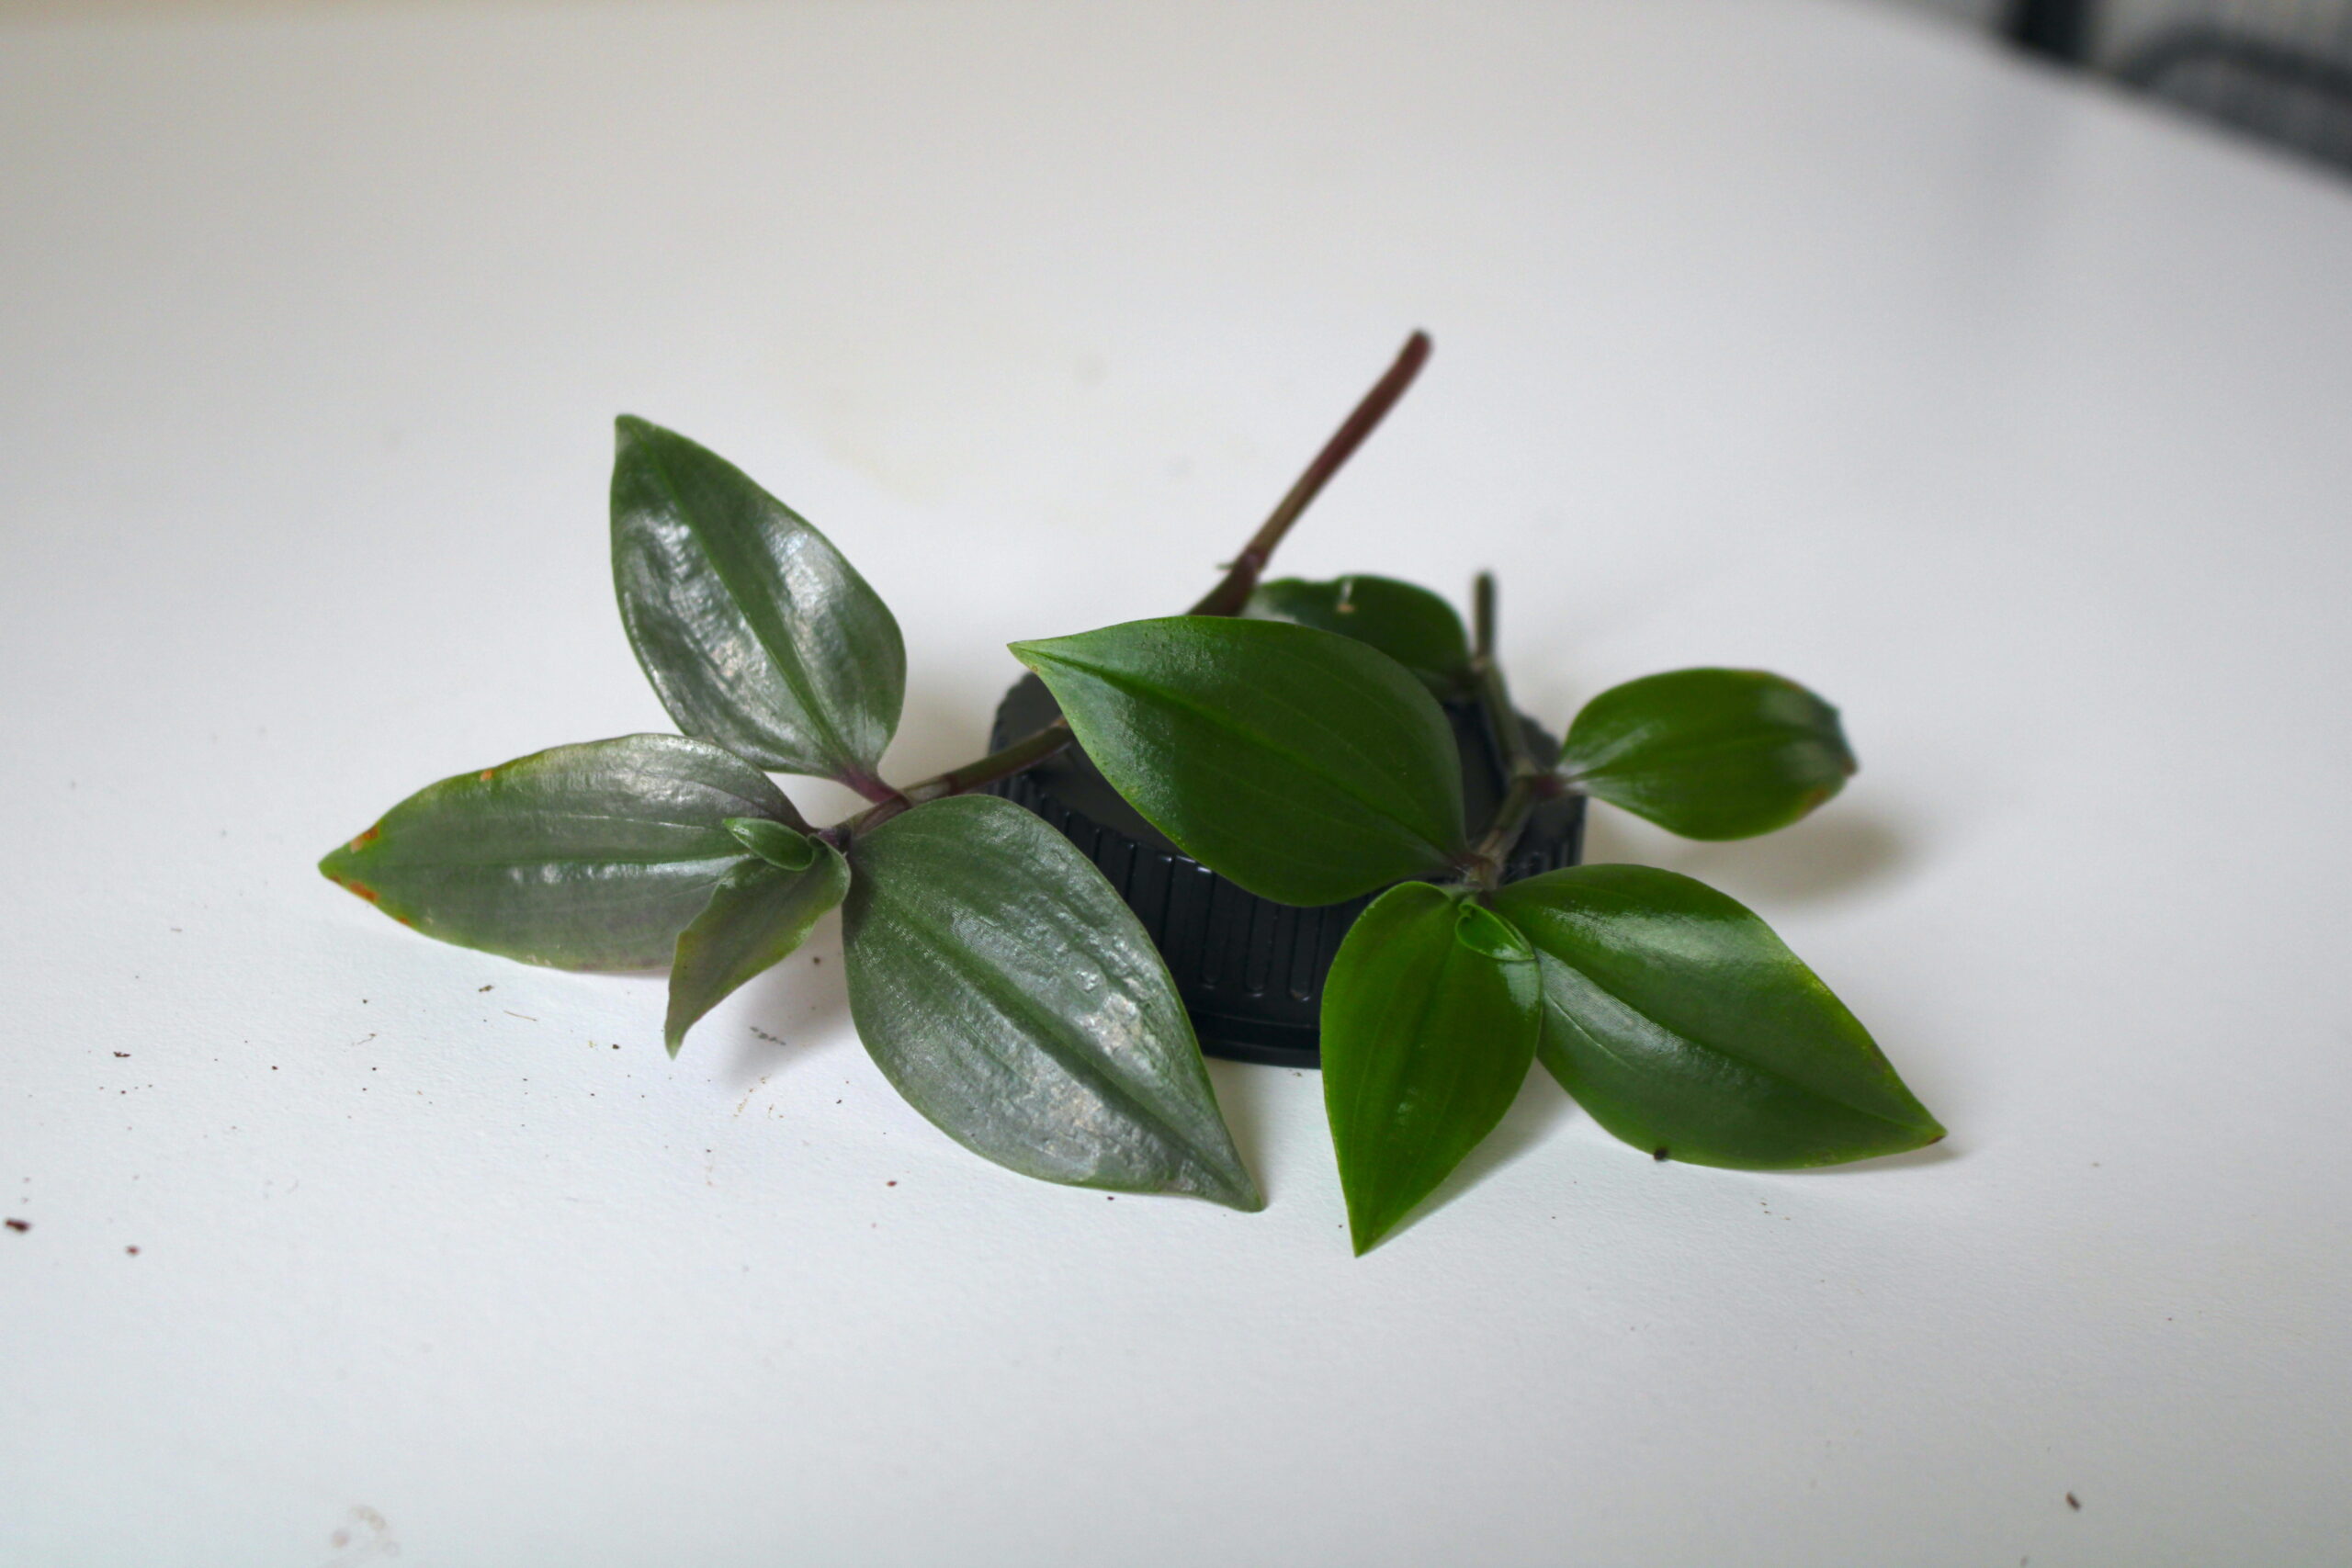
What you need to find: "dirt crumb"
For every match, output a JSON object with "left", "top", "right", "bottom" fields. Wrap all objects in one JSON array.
[
  {"left": 125, "top": 1246, "right": 139, "bottom": 1256},
  {"left": 4, "top": 1219, "right": 28, "bottom": 1233},
  {"left": 2066, "top": 1493, "right": 2081, "bottom": 1511},
  {"left": 113, "top": 1052, "right": 130, "bottom": 1058}
]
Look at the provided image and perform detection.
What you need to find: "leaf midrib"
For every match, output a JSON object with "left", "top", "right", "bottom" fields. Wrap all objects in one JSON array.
[
  {"left": 1339, "top": 897, "right": 1478, "bottom": 1218},
  {"left": 875, "top": 880, "right": 1236, "bottom": 1191},
  {"left": 1533, "top": 949, "right": 1927, "bottom": 1133},
  {"left": 423, "top": 805, "right": 763, "bottom": 835},
  {"left": 368, "top": 851, "right": 746, "bottom": 874},
  {"left": 1038, "top": 647, "right": 1458, "bottom": 863},
  {"left": 639, "top": 439, "right": 856, "bottom": 773},
  {"left": 1569, "top": 726, "right": 1842, "bottom": 781}
]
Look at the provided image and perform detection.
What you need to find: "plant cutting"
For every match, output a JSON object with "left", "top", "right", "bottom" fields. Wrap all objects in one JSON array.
[{"left": 322, "top": 333, "right": 1942, "bottom": 1252}]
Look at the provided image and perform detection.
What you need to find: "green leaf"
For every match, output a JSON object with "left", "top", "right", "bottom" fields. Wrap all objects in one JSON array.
[
  {"left": 1010, "top": 616, "right": 1467, "bottom": 906},
  {"left": 1489, "top": 865, "right": 1943, "bottom": 1168},
  {"left": 665, "top": 841, "right": 849, "bottom": 1055},
  {"left": 319, "top": 734, "right": 796, "bottom": 970},
  {"left": 1453, "top": 901, "right": 1536, "bottom": 963},
  {"left": 1556, "top": 668, "right": 1855, "bottom": 840},
  {"left": 1246, "top": 574, "right": 1473, "bottom": 694},
  {"left": 725, "top": 817, "right": 816, "bottom": 871},
  {"left": 1321, "top": 882, "right": 1541, "bottom": 1253},
  {"left": 841, "top": 794, "right": 1261, "bottom": 1210},
  {"left": 611, "top": 416, "right": 905, "bottom": 785}
]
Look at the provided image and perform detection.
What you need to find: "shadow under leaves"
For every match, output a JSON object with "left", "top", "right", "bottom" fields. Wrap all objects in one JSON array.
[{"left": 1580, "top": 800, "right": 1916, "bottom": 907}]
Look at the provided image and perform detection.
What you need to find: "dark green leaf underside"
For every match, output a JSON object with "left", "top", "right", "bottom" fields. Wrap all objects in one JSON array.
[
  {"left": 319, "top": 733, "right": 793, "bottom": 971},
  {"left": 665, "top": 842, "right": 849, "bottom": 1055},
  {"left": 841, "top": 794, "right": 1261, "bottom": 1210},
  {"left": 612, "top": 416, "right": 905, "bottom": 784}
]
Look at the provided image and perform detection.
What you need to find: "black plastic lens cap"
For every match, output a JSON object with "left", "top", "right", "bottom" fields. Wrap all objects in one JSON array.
[{"left": 984, "top": 675, "right": 1584, "bottom": 1068}]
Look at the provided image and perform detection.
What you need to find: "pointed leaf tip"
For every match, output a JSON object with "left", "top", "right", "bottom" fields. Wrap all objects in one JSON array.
[
  {"left": 320, "top": 734, "right": 795, "bottom": 970},
  {"left": 664, "top": 842, "right": 849, "bottom": 1057},
  {"left": 842, "top": 795, "right": 1261, "bottom": 1210},
  {"left": 612, "top": 418, "right": 905, "bottom": 782},
  {"left": 1323, "top": 883, "right": 1540, "bottom": 1253},
  {"left": 1490, "top": 865, "right": 1942, "bottom": 1168}
]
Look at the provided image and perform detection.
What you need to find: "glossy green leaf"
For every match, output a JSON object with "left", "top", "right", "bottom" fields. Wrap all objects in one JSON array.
[
  {"left": 841, "top": 794, "right": 1261, "bottom": 1209},
  {"left": 1010, "top": 616, "right": 1467, "bottom": 906},
  {"left": 1246, "top": 574, "right": 1473, "bottom": 694},
  {"left": 611, "top": 416, "right": 905, "bottom": 786},
  {"left": 1490, "top": 865, "right": 1943, "bottom": 1168},
  {"left": 1556, "top": 668, "right": 1855, "bottom": 840},
  {"left": 1322, "top": 882, "right": 1540, "bottom": 1253},
  {"left": 319, "top": 734, "right": 795, "bottom": 970},
  {"left": 664, "top": 841, "right": 849, "bottom": 1055},
  {"left": 1453, "top": 901, "right": 1535, "bottom": 963},
  {"left": 725, "top": 817, "right": 816, "bottom": 871}
]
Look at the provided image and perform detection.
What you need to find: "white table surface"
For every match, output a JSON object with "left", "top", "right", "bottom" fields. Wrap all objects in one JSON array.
[{"left": 6, "top": 1, "right": 2350, "bottom": 1562}]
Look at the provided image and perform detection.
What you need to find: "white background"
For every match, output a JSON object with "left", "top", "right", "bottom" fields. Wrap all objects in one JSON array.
[{"left": 4, "top": 2, "right": 2349, "bottom": 1562}]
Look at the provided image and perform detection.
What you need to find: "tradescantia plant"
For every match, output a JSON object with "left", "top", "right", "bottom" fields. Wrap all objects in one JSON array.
[
  {"left": 1018, "top": 585, "right": 1942, "bottom": 1250},
  {"left": 322, "top": 333, "right": 1942, "bottom": 1251}
]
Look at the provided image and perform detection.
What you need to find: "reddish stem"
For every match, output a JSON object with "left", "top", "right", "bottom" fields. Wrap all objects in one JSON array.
[
  {"left": 822, "top": 332, "right": 1435, "bottom": 839},
  {"left": 1188, "top": 331, "right": 1431, "bottom": 617}
]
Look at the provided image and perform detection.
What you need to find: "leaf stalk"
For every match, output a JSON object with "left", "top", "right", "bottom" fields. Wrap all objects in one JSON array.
[
  {"left": 905, "top": 719, "right": 1073, "bottom": 806},
  {"left": 1462, "top": 572, "right": 1557, "bottom": 890}
]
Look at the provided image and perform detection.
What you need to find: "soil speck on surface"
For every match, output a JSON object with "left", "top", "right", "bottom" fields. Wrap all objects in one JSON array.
[
  {"left": 2066, "top": 1493, "right": 2081, "bottom": 1511},
  {"left": 5, "top": 1219, "right": 28, "bottom": 1232},
  {"left": 125, "top": 1246, "right": 139, "bottom": 1255},
  {"left": 1653, "top": 1147, "right": 1669, "bottom": 1162},
  {"left": 479, "top": 984, "right": 493, "bottom": 992}
]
